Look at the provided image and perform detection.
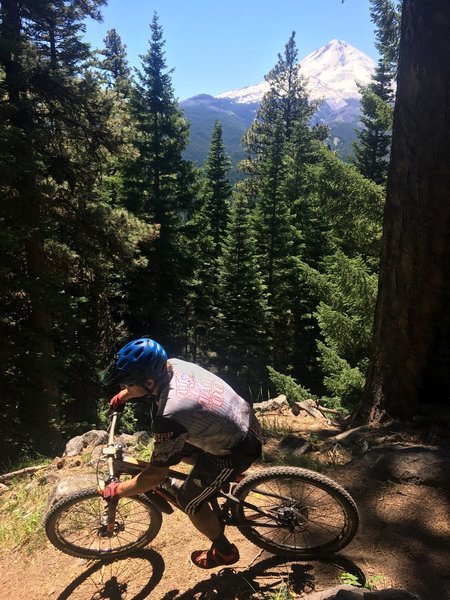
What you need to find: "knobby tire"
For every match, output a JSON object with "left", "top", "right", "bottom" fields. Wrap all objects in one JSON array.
[
  {"left": 231, "top": 466, "right": 359, "bottom": 558},
  {"left": 45, "top": 487, "right": 162, "bottom": 559}
]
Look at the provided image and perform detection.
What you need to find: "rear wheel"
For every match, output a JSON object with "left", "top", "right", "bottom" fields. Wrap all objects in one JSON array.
[
  {"left": 45, "top": 487, "right": 162, "bottom": 559},
  {"left": 231, "top": 467, "right": 359, "bottom": 557}
]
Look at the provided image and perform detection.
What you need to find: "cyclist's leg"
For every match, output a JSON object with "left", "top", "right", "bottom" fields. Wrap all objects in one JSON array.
[
  {"left": 177, "top": 452, "right": 241, "bottom": 567},
  {"left": 177, "top": 452, "right": 236, "bottom": 520}
]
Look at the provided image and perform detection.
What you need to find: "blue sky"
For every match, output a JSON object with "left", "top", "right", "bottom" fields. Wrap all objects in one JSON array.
[{"left": 85, "top": 0, "right": 378, "bottom": 101}]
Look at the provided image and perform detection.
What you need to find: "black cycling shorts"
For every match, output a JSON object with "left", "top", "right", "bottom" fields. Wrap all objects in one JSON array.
[{"left": 176, "top": 430, "right": 262, "bottom": 515}]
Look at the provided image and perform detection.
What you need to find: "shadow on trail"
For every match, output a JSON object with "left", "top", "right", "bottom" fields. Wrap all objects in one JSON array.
[
  {"left": 162, "top": 554, "right": 365, "bottom": 600},
  {"left": 56, "top": 549, "right": 165, "bottom": 600},
  {"left": 336, "top": 446, "right": 450, "bottom": 600}
]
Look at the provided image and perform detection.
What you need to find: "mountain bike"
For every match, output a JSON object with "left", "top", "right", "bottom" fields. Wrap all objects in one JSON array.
[{"left": 45, "top": 411, "right": 359, "bottom": 561}]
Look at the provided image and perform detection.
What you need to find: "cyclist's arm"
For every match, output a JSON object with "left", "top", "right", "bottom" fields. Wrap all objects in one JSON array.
[
  {"left": 115, "top": 417, "right": 188, "bottom": 498},
  {"left": 117, "top": 464, "right": 169, "bottom": 498}
]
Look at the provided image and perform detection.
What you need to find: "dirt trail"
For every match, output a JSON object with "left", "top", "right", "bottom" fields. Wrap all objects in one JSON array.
[{"left": 1, "top": 414, "right": 449, "bottom": 599}]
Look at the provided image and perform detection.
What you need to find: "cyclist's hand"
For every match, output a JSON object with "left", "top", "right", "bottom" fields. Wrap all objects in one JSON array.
[
  {"left": 109, "top": 390, "right": 128, "bottom": 410},
  {"left": 99, "top": 481, "right": 121, "bottom": 500}
]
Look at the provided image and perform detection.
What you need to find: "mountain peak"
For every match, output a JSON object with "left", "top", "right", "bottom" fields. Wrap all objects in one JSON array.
[
  {"left": 326, "top": 39, "right": 351, "bottom": 48},
  {"left": 216, "top": 40, "right": 376, "bottom": 105}
]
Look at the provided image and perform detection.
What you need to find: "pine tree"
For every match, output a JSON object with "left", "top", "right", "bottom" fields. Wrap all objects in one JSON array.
[
  {"left": 310, "top": 146, "right": 385, "bottom": 265},
  {"left": 184, "top": 121, "right": 231, "bottom": 360},
  {"left": 216, "top": 192, "right": 269, "bottom": 394},
  {"left": 0, "top": 0, "right": 151, "bottom": 460},
  {"left": 121, "top": 13, "right": 195, "bottom": 349},
  {"left": 352, "top": 75, "right": 394, "bottom": 185},
  {"left": 370, "top": 0, "right": 401, "bottom": 81},
  {"left": 240, "top": 32, "right": 317, "bottom": 374},
  {"left": 315, "top": 252, "right": 378, "bottom": 410},
  {"left": 290, "top": 146, "right": 385, "bottom": 407},
  {"left": 204, "top": 121, "right": 232, "bottom": 256},
  {"left": 353, "top": 0, "right": 400, "bottom": 184},
  {"left": 99, "top": 28, "right": 131, "bottom": 94},
  {"left": 242, "top": 32, "right": 316, "bottom": 172}
]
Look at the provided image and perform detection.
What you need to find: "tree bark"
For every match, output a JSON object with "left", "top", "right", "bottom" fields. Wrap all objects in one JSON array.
[{"left": 356, "top": 0, "right": 450, "bottom": 423}]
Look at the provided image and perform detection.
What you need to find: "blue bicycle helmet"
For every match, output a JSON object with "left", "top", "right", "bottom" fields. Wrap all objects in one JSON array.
[{"left": 102, "top": 338, "right": 168, "bottom": 387}]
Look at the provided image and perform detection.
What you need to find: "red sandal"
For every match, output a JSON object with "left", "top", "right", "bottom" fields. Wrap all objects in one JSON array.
[{"left": 191, "top": 544, "right": 240, "bottom": 569}]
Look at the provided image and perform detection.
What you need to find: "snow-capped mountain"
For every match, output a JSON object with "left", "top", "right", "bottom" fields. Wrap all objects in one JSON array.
[
  {"left": 216, "top": 39, "right": 376, "bottom": 113},
  {"left": 181, "top": 40, "right": 377, "bottom": 166}
]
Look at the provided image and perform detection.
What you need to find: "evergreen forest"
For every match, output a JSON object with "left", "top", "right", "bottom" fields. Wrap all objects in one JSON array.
[{"left": 0, "top": 1, "right": 402, "bottom": 465}]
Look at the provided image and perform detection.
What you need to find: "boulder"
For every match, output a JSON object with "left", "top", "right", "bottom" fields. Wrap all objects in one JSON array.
[
  {"left": 113, "top": 431, "right": 150, "bottom": 448},
  {"left": 253, "top": 395, "right": 289, "bottom": 413},
  {"left": 279, "top": 434, "right": 310, "bottom": 455},
  {"left": 63, "top": 435, "right": 84, "bottom": 457},
  {"left": 63, "top": 428, "right": 149, "bottom": 459},
  {"left": 44, "top": 474, "right": 98, "bottom": 514},
  {"left": 82, "top": 430, "right": 108, "bottom": 447}
]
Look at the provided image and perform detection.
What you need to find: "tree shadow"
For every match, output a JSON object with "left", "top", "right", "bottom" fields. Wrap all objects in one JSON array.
[
  {"left": 56, "top": 549, "right": 165, "bottom": 600},
  {"left": 336, "top": 446, "right": 450, "bottom": 600},
  {"left": 162, "top": 554, "right": 365, "bottom": 599}
]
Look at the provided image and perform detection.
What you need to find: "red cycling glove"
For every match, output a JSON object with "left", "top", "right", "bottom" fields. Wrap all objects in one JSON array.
[
  {"left": 101, "top": 481, "right": 121, "bottom": 500},
  {"left": 109, "top": 392, "right": 128, "bottom": 410}
]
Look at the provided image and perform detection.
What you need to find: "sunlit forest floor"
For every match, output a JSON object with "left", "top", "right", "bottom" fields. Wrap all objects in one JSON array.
[{"left": 0, "top": 412, "right": 449, "bottom": 599}]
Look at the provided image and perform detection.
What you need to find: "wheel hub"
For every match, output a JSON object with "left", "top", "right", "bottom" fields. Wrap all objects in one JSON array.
[{"left": 276, "top": 503, "right": 308, "bottom": 531}]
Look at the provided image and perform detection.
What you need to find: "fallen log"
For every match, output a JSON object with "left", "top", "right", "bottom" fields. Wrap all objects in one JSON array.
[
  {"left": 328, "top": 425, "right": 371, "bottom": 445},
  {"left": 0, "top": 464, "right": 48, "bottom": 483}
]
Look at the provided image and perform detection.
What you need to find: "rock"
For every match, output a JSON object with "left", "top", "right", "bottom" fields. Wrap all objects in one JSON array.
[
  {"left": 299, "top": 398, "right": 328, "bottom": 420},
  {"left": 38, "top": 472, "right": 59, "bottom": 486},
  {"left": 90, "top": 446, "right": 104, "bottom": 462},
  {"left": 291, "top": 403, "right": 305, "bottom": 416},
  {"left": 253, "top": 395, "right": 289, "bottom": 413},
  {"left": 0, "top": 483, "right": 9, "bottom": 495},
  {"left": 63, "top": 430, "right": 108, "bottom": 458},
  {"left": 279, "top": 434, "right": 310, "bottom": 455},
  {"left": 44, "top": 474, "right": 98, "bottom": 514},
  {"left": 63, "top": 435, "right": 84, "bottom": 457},
  {"left": 306, "top": 585, "right": 363, "bottom": 599},
  {"left": 116, "top": 433, "right": 138, "bottom": 447},
  {"left": 82, "top": 430, "right": 108, "bottom": 447}
]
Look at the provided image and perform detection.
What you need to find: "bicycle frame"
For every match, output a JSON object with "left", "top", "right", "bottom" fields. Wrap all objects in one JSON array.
[{"left": 101, "top": 411, "right": 283, "bottom": 530}]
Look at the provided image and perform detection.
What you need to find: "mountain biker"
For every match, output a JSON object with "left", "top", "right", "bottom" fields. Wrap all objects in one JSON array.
[{"left": 101, "top": 337, "right": 262, "bottom": 569}]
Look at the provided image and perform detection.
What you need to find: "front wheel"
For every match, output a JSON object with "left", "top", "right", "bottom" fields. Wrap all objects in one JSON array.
[
  {"left": 231, "top": 467, "right": 359, "bottom": 558},
  {"left": 45, "top": 487, "right": 162, "bottom": 559}
]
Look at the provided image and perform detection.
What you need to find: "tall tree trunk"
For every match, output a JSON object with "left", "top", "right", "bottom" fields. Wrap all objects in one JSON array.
[{"left": 356, "top": 0, "right": 450, "bottom": 423}]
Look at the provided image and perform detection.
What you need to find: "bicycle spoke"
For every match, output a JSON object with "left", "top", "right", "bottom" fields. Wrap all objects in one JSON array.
[
  {"left": 48, "top": 492, "right": 162, "bottom": 558},
  {"left": 234, "top": 469, "right": 358, "bottom": 556}
]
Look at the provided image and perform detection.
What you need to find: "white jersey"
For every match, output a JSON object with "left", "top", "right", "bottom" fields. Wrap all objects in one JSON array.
[{"left": 154, "top": 359, "right": 251, "bottom": 457}]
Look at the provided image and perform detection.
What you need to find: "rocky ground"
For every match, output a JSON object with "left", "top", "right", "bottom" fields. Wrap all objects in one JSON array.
[{"left": 0, "top": 404, "right": 449, "bottom": 600}]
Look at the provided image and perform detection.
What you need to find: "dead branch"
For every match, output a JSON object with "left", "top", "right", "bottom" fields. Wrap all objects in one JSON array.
[{"left": 317, "top": 405, "right": 343, "bottom": 415}]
